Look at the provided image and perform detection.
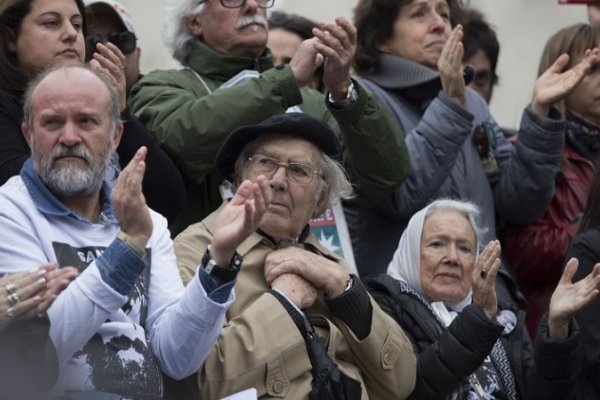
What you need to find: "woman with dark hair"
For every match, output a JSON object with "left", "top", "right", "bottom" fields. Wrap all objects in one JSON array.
[
  {"left": 0, "top": 0, "right": 185, "bottom": 228},
  {"left": 564, "top": 157, "right": 600, "bottom": 399},
  {"left": 346, "top": 0, "right": 599, "bottom": 309},
  {"left": 503, "top": 24, "right": 600, "bottom": 341},
  {"left": 462, "top": 7, "right": 499, "bottom": 104}
]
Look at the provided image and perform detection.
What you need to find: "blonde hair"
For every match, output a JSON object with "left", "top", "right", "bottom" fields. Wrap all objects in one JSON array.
[{"left": 538, "top": 23, "right": 600, "bottom": 113}]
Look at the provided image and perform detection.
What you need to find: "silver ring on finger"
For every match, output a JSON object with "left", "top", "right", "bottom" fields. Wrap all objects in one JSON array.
[
  {"left": 6, "top": 307, "right": 14, "bottom": 319},
  {"left": 5, "top": 283, "right": 17, "bottom": 295},
  {"left": 7, "top": 292, "right": 19, "bottom": 306}
]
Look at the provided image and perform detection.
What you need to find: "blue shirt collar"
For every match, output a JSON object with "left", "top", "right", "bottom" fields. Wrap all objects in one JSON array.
[{"left": 21, "top": 158, "right": 118, "bottom": 224}]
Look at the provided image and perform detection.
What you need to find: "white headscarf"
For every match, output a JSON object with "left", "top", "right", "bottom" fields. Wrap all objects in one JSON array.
[{"left": 387, "top": 199, "right": 481, "bottom": 326}]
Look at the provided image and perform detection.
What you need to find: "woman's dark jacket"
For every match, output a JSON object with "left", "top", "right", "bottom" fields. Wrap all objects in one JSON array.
[
  {"left": 0, "top": 89, "right": 186, "bottom": 228},
  {"left": 565, "top": 227, "right": 600, "bottom": 400},
  {"left": 366, "top": 274, "right": 581, "bottom": 400},
  {"left": 0, "top": 317, "right": 58, "bottom": 399}
]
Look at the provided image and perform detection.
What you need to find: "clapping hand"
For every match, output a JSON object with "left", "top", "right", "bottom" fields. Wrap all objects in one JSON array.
[
  {"left": 438, "top": 25, "right": 466, "bottom": 106},
  {"left": 210, "top": 175, "right": 272, "bottom": 267},
  {"left": 531, "top": 48, "right": 600, "bottom": 118},
  {"left": 111, "top": 147, "right": 152, "bottom": 251},
  {"left": 548, "top": 257, "right": 600, "bottom": 340},
  {"left": 89, "top": 42, "right": 128, "bottom": 111},
  {"left": 312, "top": 17, "right": 357, "bottom": 101},
  {"left": 471, "top": 240, "right": 502, "bottom": 320}
]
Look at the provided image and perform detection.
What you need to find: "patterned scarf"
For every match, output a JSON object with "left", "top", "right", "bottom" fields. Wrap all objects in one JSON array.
[{"left": 565, "top": 110, "right": 600, "bottom": 162}]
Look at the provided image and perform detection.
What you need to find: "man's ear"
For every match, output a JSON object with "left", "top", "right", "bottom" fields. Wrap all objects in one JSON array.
[
  {"left": 186, "top": 14, "right": 203, "bottom": 38},
  {"left": 376, "top": 38, "right": 391, "bottom": 54},
  {"left": 112, "top": 121, "right": 124, "bottom": 150},
  {"left": 313, "top": 184, "right": 330, "bottom": 217},
  {"left": 22, "top": 122, "right": 32, "bottom": 146}
]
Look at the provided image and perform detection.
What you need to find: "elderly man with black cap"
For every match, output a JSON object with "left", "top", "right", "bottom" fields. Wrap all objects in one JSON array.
[{"left": 174, "top": 113, "right": 416, "bottom": 399}]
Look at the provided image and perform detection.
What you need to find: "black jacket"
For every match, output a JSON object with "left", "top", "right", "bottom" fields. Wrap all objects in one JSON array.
[
  {"left": 0, "top": 317, "right": 58, "bottom": 400},
  {"left": 565, "top": 227, "right": 600, "bottom": 400},
  {"left": 366, "top": 274, "right": 581, "bottom": 400}
]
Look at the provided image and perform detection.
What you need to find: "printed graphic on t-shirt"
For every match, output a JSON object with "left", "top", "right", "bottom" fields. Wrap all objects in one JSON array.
[{"left": 52, "top": 241, "right": 162, "bottom": 399}]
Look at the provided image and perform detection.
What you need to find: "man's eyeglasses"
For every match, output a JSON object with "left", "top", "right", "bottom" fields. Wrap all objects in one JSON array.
[
  {"left": 248, "top": 155, "right": 320, "bottom": 184},
  {"left": 85, "top": 30, "right": 137, "bottom": 60},
  {"left": 198, "top": 0, "right": 274, "bottom": 9}
]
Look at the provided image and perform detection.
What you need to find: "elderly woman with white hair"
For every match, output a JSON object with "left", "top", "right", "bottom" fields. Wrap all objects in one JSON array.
[{"left": 366, "top": 198, "right": 600, "bottom": 400}]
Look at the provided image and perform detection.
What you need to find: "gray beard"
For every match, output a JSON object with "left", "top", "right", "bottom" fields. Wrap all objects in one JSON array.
[
  {"left": 33, "top": 142, "right": 112, "bottom": 199},
  {"left": 44, "top": 160, "right": 105, "bottom": 198}
]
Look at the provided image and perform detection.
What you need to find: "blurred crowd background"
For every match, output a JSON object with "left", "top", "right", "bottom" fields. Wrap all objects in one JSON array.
[{"left": 116, "top": 0, "right": 588, "bottom": 129}]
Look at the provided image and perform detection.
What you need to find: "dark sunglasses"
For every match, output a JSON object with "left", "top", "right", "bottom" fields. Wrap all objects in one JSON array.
[{"left": 85, "top": 30, "right": 137, "bottom": 60}]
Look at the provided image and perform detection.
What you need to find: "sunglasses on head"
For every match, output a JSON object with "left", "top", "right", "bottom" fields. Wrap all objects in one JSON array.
[{"left": 85, "top": 30, "right": 137, "bottom": 60}]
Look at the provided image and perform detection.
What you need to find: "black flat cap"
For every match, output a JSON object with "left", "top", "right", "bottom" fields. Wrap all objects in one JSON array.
[{"left": 215, "top": 112, "right": 341, "bottom": 181}]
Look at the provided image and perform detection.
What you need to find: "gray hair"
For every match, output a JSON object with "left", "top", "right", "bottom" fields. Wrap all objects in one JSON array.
[
  {"left": 163, "top": 0, "right": 206, "bottom": 65},
  {"left": 317, "top": 152, "right": 354, "bottom": 208},
  {"left": 424, "top": 199, "right": 487, "bottom": 251},
  {"left": 233, "top": 137, "right": 354, "bottom": 215},
  {"left": 23, "top": 64, "right": 121, "bottom": 136}
]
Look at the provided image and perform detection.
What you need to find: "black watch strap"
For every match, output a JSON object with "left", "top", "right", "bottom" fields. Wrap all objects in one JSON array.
[{"left": 201, "top": 246, "right": 243, "bottom": 284}]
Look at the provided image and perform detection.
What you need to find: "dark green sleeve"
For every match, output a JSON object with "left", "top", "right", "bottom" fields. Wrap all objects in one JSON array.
[{"left": 326, "top": 81, "right": 411, "bottom": 207}]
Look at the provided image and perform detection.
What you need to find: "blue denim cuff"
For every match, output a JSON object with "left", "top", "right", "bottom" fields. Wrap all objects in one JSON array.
[
  {"left": 198, "top": 269, "right": 234, "bottom": 304},
  {"left": 96, "top": 239, "right": 146, "bottom": 295}
]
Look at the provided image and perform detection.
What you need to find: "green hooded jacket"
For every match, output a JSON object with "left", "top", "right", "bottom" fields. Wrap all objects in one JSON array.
[{"left": 130, "top": 40, "right": 409, "bottom": 235}]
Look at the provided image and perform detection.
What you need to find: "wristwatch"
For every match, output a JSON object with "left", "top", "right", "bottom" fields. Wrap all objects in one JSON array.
[
  {"left": 328, "top": 80, "right": 358, "bottom": 109},
  {"left": 201, "top": 245, "right": 243, "bottom": 283}
]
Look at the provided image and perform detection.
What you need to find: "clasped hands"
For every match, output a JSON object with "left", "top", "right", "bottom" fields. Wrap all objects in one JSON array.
[
  {"left": 0, "top": 264, "right": 78, "bottom": 330},
  {"left": 264, "top": 246, "right": 350, "bottom": 309}
]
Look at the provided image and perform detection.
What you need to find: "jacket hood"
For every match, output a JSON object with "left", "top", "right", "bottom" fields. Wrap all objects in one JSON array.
[{"left": 186, "top": 40, "right": 274, "bottom": 82}]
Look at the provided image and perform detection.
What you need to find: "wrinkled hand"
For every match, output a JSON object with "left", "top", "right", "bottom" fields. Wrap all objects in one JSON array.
[
  {"left": 0, "top": 264, "right": 78, "bottom": 330},
  {"left": 89, "top": 42, "right": 127, "bottom": 111},
  {"left": 548, "top": 258, "right": 600, "bottom": 341},
  {"left": 438, "top": 25, "right": 466, "bottom": 106},
  {"left": 289, "top": 38, "right": 325, "bottom": 88},
  {"left": 265, "top": 246, "right": 349, "bottom": 298},
  {"left": 471, "top": 240, "right": 501, "bottom": 320},
  {"left": 311, "top": 17, "right": 357, "bottom": 100},
  {"left": 532, "top": 48, "right": 600, "bottom": 118},
  {"left": 271, "top": 273, "right": 318, "bottom": 309},
  {"left": 111, "top": 147, "right": 152, "bottom": 250},
  {"left": 0, "top": 268, "right": 47, "bottom": 330},
  {"left": 211, "top": 176, "right": 271, "bottom": 266},
  {"left": 28, "top": 265, "right": 79, "bottom": 320}
]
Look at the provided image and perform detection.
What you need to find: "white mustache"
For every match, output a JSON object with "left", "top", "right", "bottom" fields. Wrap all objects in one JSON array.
[{"left": 235, "top": 14, "right": 268, "bottom": 29}]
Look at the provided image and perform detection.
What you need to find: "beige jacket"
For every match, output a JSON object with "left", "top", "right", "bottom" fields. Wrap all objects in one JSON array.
[{"left": 175, "top": 208, "right": 416, "bottom": 399}]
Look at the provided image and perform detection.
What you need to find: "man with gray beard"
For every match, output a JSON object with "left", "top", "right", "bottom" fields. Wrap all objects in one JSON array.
[
  {"left": 0, "top": 64, "right": 267, "bottom": 399},
  {"left": 30, "top": 122, "right": 113, "bottom": 199},
  {"left": 129, "top": 0, "right": 411, "bottom": 236}
]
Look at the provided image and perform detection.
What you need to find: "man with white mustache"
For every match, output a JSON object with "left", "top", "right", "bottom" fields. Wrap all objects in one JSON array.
[
  {"left": 0, "top": 64, "right": 261, "bottom": 398},
  {"left": 129, "top": 0, "right": 411, "bottom": 236}
]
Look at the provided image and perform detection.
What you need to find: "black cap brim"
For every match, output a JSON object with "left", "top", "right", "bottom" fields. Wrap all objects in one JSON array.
[{"left": 215, "top": 112, "right": 341, "bottom": 181}]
